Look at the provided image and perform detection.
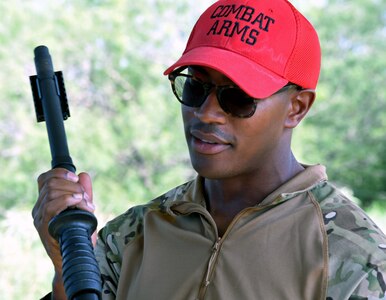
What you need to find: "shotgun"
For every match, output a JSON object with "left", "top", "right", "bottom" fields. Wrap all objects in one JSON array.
[{"left": 30, "top": 45, "right": 102, "bottom": 300}]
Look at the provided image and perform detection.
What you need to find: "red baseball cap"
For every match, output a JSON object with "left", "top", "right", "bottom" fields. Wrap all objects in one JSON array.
[{"left": 164, "top": 0, "right": 321, "bottom": 99}]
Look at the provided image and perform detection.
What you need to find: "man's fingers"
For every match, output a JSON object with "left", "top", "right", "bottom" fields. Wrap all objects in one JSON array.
[
  {"left": 33, "top": 187, "right": 83, "bottom": 220},
  {"left": 34, "top": 169, "right": 81, "bottom": 218},
  {"left": 33, "top": 193, "right": 87, "bottom": 227},
  {"left": 37, "top": 168, "right": 78, "bottom": 190}
]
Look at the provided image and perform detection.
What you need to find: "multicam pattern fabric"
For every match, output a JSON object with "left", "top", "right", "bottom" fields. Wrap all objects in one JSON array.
[
  {"left": 315, "top": 183, "right": 386, "bottom": 299},
  {"left": 95, "top": 165, "right": 386, "bottom": 299}
]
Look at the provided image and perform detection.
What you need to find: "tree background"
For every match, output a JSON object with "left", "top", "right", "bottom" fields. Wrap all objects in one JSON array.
[{"left": 0, "top": 0, "right": 385, "bottom": 298}]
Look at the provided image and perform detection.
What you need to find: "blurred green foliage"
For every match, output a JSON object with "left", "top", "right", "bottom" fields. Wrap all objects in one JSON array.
[
  {"left": 292, "top": 0, "right": 386, "bottom": 207},
  {"left": 0, "top": 0, "right": 385, "bottom": 298}
]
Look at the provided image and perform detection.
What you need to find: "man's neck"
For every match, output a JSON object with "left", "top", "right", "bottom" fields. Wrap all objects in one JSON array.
[{"left": 203, "top": 152, "right": 304, "bottom": 236}]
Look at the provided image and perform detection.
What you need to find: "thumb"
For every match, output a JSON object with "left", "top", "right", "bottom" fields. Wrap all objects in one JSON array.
[
  {"left": 78, "top": 172, "right": 97, "bottom": 247},
  {"left": 78, "top": 172, "right": 94, "bottom": 205}
]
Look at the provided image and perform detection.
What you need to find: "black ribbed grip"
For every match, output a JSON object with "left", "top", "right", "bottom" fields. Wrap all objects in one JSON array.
[{"left": 49, "top": 210, "right": 102, "bottom": 300}]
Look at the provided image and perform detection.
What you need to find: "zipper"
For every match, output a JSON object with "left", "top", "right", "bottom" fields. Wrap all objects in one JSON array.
[
  {"left": 195, "top": 204, "right": 283, "bottom": 300},
  {"left": 204, "top": 237, "right": 222, "bottom": 287},
  {"left": 172, "top": 201, "right": 286, "bottom": 299},
  {"left": 197, "top": 237, "right": 222, "bottom": 300}
]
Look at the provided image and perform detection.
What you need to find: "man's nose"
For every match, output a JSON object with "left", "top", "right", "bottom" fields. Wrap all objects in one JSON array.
[{"left": 194, "top": 90, "right": 227, "bottom": 124}]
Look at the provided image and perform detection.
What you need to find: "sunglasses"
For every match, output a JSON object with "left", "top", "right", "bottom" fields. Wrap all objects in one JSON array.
[{"left": 168, "top": 67, "right": 301, "bottom": 118}]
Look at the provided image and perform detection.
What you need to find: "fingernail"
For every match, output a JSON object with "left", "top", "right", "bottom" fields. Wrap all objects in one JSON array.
[
  {"left": 66, "top": 172, "right": 79, "bottom": 182},
  {"left": 73, "top": 193, "right": 83, "bottom": 199},
  {"left": 87, "top": 201, "right": 95, "bottom": 210},
  {"left": 83, "top": 192, "right": 95, "bottom": 210},
  {"left": 83, "top": 191, "right": 90, "bottom": 201}
]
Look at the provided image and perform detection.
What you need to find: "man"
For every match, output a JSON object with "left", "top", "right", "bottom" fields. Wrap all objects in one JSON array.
[{"left": 33, "top": 0, "right": 386, "bottom": 299}]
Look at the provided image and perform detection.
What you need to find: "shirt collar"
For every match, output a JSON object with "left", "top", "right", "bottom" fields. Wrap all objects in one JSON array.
[
  {"left": 164, "top": 164, "right": 328, "bottom": 209},
  {"left": 258, "top": 164, "right": 328, "bottom": 206}
]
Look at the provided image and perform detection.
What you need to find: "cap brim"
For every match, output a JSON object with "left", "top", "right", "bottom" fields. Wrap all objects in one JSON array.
[{"left": 164, "top": 46, "right": 288, "bottom": 99}]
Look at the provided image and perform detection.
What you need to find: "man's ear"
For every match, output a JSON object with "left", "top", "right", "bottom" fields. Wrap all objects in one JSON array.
[{"left": 285, "top": 89, "right": 316, "bottom": 128}]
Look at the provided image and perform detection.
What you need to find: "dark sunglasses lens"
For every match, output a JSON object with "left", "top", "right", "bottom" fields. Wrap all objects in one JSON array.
[
  {"left": 174, "top": 75, "right": 206, "bottom": 107},
  {"left": 218, "top": 88, "right": 256, "bottom": 118}
]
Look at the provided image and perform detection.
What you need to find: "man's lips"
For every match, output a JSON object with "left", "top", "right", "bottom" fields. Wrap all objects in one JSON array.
[{"left": 190, "top": 129, "right": 232, "bottom": 155}]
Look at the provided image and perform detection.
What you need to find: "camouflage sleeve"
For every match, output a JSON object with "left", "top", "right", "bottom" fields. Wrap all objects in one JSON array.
[
  {"left": 95, "top": 204, "right": 151, "bottom": 299},
  {"left": 95, "top": 225, "right": 120, "bottom": 299},
  {"left": 317, "top": 183, "right": 386, "bottom": 299},
  {"left": 348, "top": 261, "right": 386, "bottom": 299}
]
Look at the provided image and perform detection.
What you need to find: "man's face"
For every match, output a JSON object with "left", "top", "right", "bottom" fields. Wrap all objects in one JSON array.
[{"left": 181, "top": 66, "right": 294, "bottom": 180}]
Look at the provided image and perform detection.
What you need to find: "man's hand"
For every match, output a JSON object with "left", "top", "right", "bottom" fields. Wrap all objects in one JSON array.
[{"left": 32, "top": 168, "right": 96, "bottom": 299}]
